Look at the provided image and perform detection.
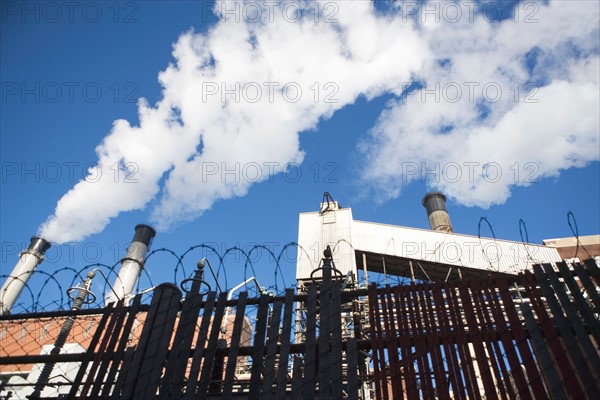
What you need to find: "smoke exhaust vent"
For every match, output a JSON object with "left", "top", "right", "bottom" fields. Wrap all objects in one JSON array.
[
  {"left": 105, "top": 224, "right": 156, "bottom": 305},
  {"left": 0, "top": 236, "right": 51, "bottom": 315},
  {"left": 422, "top": 192, "right": 453, "bottom": 233}
]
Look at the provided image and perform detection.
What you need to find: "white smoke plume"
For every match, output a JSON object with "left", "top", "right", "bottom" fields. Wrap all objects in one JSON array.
[
  {"left": 39, "top": 0, "right": 428, "bottom": 243},
  {"left": 359, "top": 1, "right": 600, "bottom": 207},
  {"left": 39, "top": 1, "right": 599, "bottom": 243}
]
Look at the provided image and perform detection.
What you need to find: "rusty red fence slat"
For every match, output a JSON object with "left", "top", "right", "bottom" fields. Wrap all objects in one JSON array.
[
  {"left": 366, "top": 263, "right": 600, "bottom": 399},
  {"left": 394, "top": 284, "right": 418, "bottom": 399},
  {"left": 521, "top": 270, "right": 584, "bottom": 397},
  {"left": 368, "top": 283, "right": 386, "bottom": 400},
  {"left": 496, "top": 279, "right": 548, "bottom": 399},
  {"left": 470, "top": 281, "right": 511, "bottom": 400},
  {"left": 381, "top": 286, "right": 402, "bottom": 397},
  {"left": 421, "top": 284, "right": 448, "bottom": 398},
  {"left": 458, "top": 282, "right": 498, "bottom": 400},
  {"left": 431, "top": 282, "right": 466, "bottom": 399},
  {"left": 446, "top": 283, "right": 480, "bottom": 400},
  {"left": 484, "top": 282, "right": 530, "bottom": 400}
]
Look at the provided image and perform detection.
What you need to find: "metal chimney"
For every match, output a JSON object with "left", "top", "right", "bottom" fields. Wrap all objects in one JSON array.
[
  {"left": 105, "top": 224, "right": 156, "bottom": 305},
  {"left": 422, "top": 192, "right": 453, "bottom": 233},
  {"left": 0, "top": 236, "right": 51, "bottom": 315}
]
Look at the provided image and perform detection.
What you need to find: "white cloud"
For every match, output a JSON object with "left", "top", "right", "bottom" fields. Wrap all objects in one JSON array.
[
  {"left": 40, "top": 0, "right": 428, "bottom": 242},
  {"left": 359, "top": 0, "right": 600, "bottom": 207},
  {"left": 40, "top": 0, "right": 600, "bottom": 243}
]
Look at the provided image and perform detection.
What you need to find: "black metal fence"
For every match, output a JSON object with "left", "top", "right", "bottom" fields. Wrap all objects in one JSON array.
[
  {"left": 369, "top": 259, "right": 600, "bottom": 399},
  {"left": 2, "top": 259, "right": 600, "bottom": 399}
]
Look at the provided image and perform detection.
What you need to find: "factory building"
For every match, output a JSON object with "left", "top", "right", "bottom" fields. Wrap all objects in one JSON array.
[
  {"left": 297, "top": 192, "right": 561, "bottom": 285},
  {"left": 1, "top": 193, "right": 599, "bottom": 399},
  {"left": 543, "top": 234, "right": 600, "bottom": 261}
]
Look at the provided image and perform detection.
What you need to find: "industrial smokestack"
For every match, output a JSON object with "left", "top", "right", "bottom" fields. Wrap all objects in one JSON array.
[
  {"left": 422, "top": 192, "right": 453, "bottom": 233},
  {"left": 0, "top": 236, "right": 51, "bottom": 315},
  {"left": 105, "top": 224, "right": 156, "bottom": 305}
]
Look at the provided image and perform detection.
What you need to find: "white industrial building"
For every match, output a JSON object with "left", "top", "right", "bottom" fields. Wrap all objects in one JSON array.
[{"left": 296, "top": 193, "right": 562, "bottom": 285}]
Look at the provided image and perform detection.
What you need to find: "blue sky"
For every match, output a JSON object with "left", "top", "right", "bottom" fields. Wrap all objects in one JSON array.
[{"left": 1, "top": 1, "right": 599, "bottom": 310}]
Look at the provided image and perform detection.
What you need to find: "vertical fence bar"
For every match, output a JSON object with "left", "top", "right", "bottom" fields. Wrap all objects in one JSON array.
[
  {"left": 421, "top": 284, "right": 450, "bottom": 399},
  {"left": 459, "top": 281, "right": 498, "bottom": 399},
  {"left": 184, "top": 290, "right": 217, "bottom": 399},
  {"left": 346, "top": 337, "right": 359, "bottom": 400},
  {"left": 583, "top": 258, "right": 600, "bottom": 283},
  {"left": 521, "top": 271, "right": 583, "bottom": 397},
  {"left": 468, "top": 281, "right": 507, "bottom": 400},
  {"left": 368, "top": 284, "right": 385, "bottom": 399},
  {"left": 557, "top": 262, "right": 600, "bottom": 345},
  {"left": 196, "top": 291, "right": 228, "bottom": 398},
  {"left": 161, "top": 283, "right": 206, "bottom": 399},
  {"left": 302, "top": 284, "right": 317, "bottom": 398},
  {"left": 574, "top": 262, "right": 600, "bottom": 311},
  {"left": 99, "top": 296, "right": 143, "bottom": 399},
  {"left": 410, "top": 284, "right": 433, "bottom": 399},
  {"left": 382, "top": 286, "right": 402, "bottom": 398},
  {"left": 520, "top": 301, "right": 565, "bottom": 399},
  {"left": 420, "top": 283, "right": 448, "bottom": 398},
  {"left": 275, "top": 289, "right": 296, "bottom": 399},
  {"left": 330, "top": 281, "right": 344, "bottom": 400},
  {"left": 445, "top": 283, "right": 480, "bottom": 400},
  {"left": 483, "top": 283, "right": 529, "bottom": 400},
  {"left": 497, "top": 279, "right": 547, "bottom": 399},
  {"left": 248, "top": 294, "right": 270, "bottom": 399},
  {"left": 222, "top": 291, "right": 248, "bottom": 397},
  {"left": 110, "top": 347, "right": 135, "bottom": 399},
  {"left": 544, "top": 264, "right": 600, "bottom": 370},
  {"left": 318, "top": 278, "right": 332, "bottom": 398},
  {"left": 412, "top": 284, "right": 432, "bottom": 399},
  {"left": 86, "top": 302, "right": 129, "bottom": 399},
  {"left": 535, "top": 265, "right": 600, "bottom": 397},
  {"left": 395, "top": 284, "right": 417, "bottom": 399},
  {"left": 431, "top": 283, "right": 466, "bottom": 399},
  {"left": 127, "top": 284, "right": 182, "bottom": 400},
  {"left": 261, "top": 300, "right": 283, "bottom": 396},
  {"left": 291, "top": 356, "right": 303, "bottom": 400},
  {"left": 66, "top": 302, "right": 117, "bottom": 399}
]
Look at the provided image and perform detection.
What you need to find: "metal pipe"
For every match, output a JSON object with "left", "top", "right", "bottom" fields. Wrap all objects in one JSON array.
[
  {"left": 422, "top": 192, "right": 453, "bottom": 233},
  {"left": 362, "top": 253, "right": 369, "bottom": 288},
  {"left": 200, "top": 257, "right": 223, "bottom": 293},
  {"left": 105, "top": 224, "right": 156, "bottom": 305},
  {"left": 30, "top": 271, "right": 95, "bottom": 398},
  {"left": 0, "top": 236, "right": 51, "bottom": 315},
  {"left": 221, "top": 277, "right": 267, "bottom": 337},
  {"left": 226, "top": 277, "right": 267, "bottom": 301}
]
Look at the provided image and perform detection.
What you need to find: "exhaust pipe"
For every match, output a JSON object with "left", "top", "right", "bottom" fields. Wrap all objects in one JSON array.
[
  {"left": 0, "top": 236, "right": 51, "bottom": 315},
  {"left": 422, "top": 192, "right": 453, "bottom": 233},
  {"left": 105, "top": 224, "right": 156, "bottom": 305}
]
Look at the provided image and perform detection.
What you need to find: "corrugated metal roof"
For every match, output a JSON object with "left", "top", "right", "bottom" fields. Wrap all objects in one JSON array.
[
  {"left": 353, "top": 220, "right": 561, "bottom": 275},
  {"left": 296, "top": 209, "right": 562, "bottom": 280}
]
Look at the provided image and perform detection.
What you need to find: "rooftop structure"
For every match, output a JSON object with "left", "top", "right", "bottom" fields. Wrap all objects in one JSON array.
[{"left": 297, "top": 192, "right": 562, "bottom": 284}]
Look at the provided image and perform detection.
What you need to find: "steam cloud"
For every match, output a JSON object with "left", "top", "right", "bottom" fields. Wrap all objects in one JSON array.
[
  {"left": 39, "top": 0, "right": 427, "bottom": 243},
  {"left": 39, "top": 0, "right": 599, "bottom": 243},
  {"left": 359, "top": 1, "right": 600, "bottom": 207}
]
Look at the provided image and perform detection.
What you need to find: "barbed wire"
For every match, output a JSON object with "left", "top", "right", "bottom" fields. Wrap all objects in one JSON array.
[
  {"left": 477, "top": 216, "right": 499, "bottom": 272},
  {"left": 3, "top": 212, "right": 598, "bottom": 314},
  {"left": 567, "top": 211, "right": 593, "bottom": 260},
  {"left": 0, "top": 241, "right": 305, "bottom": 313}
]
